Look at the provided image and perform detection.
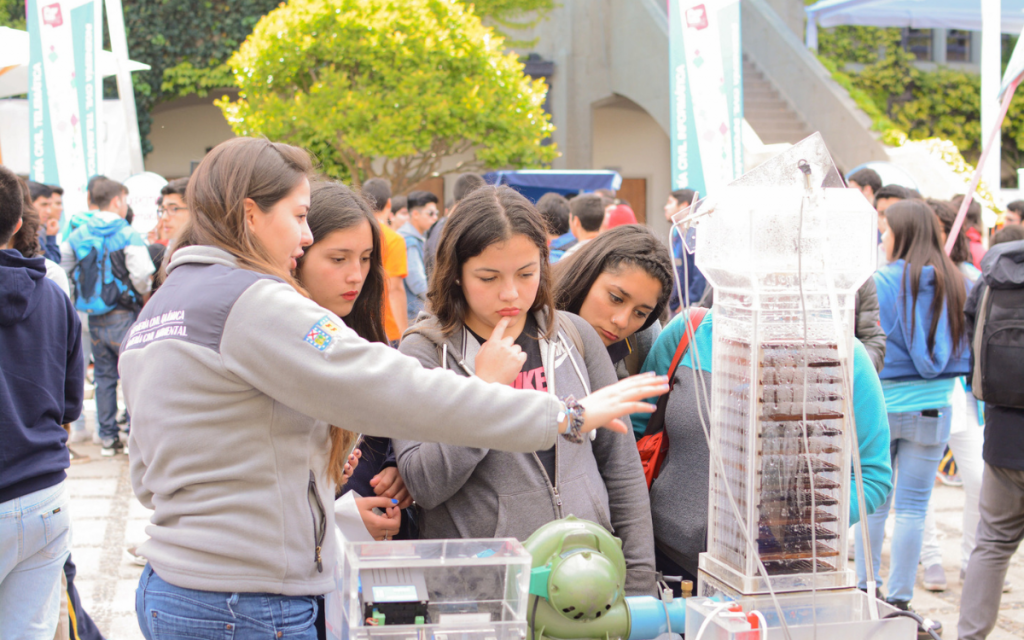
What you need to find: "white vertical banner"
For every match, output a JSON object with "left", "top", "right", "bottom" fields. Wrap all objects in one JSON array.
[
  {"left": 669, "top": 0, "right": 743, "bottom": 196},
  {"left": 981, "top": 0, "right": 1002, "bottom": 196},
  {"left": 28, "top": 0, "right": 99, "bottom": 216},
  {"left": 105, "top": 0, "right": 145, "bottom": 175}
]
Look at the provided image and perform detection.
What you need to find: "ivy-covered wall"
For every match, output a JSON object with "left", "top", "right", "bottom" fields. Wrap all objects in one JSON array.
[
  {"left": 120, "top": 0, "right": 281, "bottom": 157},
  {"left": 816, "top": 24, "right": 1024, "bottom": 186}
]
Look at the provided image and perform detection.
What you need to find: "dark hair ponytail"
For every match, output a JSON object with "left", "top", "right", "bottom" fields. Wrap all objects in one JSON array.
[
  {"left": 552, "top": 225, "right": 673, "bottom": 332},
  {"left": 885, "top": 199, "right": 967, "bottom": 356},
  {"left": 927, "top": 198, "right": 971, "bottom": 266}
]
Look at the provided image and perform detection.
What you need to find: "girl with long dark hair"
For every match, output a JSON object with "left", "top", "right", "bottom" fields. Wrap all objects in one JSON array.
[
  {"left": 395, "top": 186, "right": 657, "bottom": 595},
  {"left": 916, "top": 199, "right": 988, "bottom": 593},
  {"left": 553, "top": 225, "right": 673, "bottom": 381},
  {"left": 856, "top": 198, "right": 971, "bottom": 617},
  {"left": 124, "top": 138, "right": 669, "bottom": 639},
  {"left": 295, "top": 181, "right": 409, "bottom": 542}
]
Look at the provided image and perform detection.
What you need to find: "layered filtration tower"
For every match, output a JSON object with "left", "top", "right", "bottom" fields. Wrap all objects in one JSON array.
[{"left": 691, "top": 168, "right": 877, "bottom": 595}]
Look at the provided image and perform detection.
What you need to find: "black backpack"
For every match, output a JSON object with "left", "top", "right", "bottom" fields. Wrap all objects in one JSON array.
[{"left": 972, "top": 284, "right": 1024, "bottom": 408}]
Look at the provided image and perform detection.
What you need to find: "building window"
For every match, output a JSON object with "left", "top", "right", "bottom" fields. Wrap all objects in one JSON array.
[
  {"left": 903, "top": 28, "right": 933, "bottom": 61},
  {"left": 947, "top": 30, "right": 971, "bottom": 62}
]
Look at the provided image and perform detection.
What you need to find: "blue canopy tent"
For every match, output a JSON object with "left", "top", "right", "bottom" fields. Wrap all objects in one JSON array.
[{"left": 484, "top": 170, "right": 623, "bottom": 203}]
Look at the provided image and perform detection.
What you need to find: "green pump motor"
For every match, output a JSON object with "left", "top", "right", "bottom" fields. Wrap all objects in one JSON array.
[{"left": 523, "top": 516, "right": 686, "bottom": 640}]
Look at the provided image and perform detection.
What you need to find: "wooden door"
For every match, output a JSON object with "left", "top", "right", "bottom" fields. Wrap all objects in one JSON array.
[
  {"left": 409, "top": 176, "right": 447, "bottom": 215},
  {"left": 617, "top": 178, "right": 647, "bottom": 225}
]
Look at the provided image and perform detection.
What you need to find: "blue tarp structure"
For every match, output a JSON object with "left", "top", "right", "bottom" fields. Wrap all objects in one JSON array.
[
  {"left": 804, "top": 0, "right": 1024, "bottom": 49},
  {"left": 484, "top": 170, "right": 623, "bottom": 203}
]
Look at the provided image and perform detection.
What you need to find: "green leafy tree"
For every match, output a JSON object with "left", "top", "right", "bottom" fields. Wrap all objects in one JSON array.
[
  {"left": 218, "top": 0, "right": 557, "bottom": 193},
  {"left": 3, "top": 0, "right": 553, "bottom": 159},
  {"left": 0, "top": 0, "right": 24, "bottom": 29}
]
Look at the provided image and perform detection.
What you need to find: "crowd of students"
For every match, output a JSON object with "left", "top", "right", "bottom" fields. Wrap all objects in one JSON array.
[
  {"left": 2, "top": 140, "right": 1024, "bottom": 640},
  {"left": 844, "top": 168, "right": 1024, "bottom": 640}
]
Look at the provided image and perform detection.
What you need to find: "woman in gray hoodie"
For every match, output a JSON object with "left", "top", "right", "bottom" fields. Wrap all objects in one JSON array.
[
  {"left": 124, "top": 139, "right": 669, "bottom": 640},
  {"left": 395, "top": 186, "right": 657, "bottom": 596}
]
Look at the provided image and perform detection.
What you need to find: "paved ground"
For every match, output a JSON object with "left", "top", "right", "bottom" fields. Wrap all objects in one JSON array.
[{"left": 66, "top": 403, "right": 1024, "bottom": 639}]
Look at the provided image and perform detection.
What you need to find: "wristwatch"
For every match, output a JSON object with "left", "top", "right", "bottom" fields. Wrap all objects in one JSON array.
[{"left": 559, "top": 395, "right": 586, "bottom": 444}]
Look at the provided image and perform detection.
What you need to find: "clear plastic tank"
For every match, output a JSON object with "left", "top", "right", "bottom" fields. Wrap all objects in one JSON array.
[{"left": 687, "top": 136, "right": 877, "bottom": 595}]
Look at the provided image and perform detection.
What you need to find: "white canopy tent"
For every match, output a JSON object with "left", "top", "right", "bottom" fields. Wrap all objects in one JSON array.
[
  {"left": 804, "top": 0, "right": 1024, "bottom": 50},
  {"left": 0, "top": 26, "right": 150, "bottom": 99},
  {"left": 804, "top": 0, "right": 1024, "bottom": 196}
]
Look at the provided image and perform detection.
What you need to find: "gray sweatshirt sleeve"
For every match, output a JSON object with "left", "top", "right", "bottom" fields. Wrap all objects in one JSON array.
[
  {"left": 220, "top": 279, "right": 560, "bottom": 452},
  {"left": 635, "top": 320, "right": 661, "bottom": 368},
  {"left": 393, "top": 333, "right": 491, "bottom": 510},
  {"left": 571, "top": 315, "right": 657, "bottom": 596},
  {"left": 60, "top": 240, "right": 77, "bottom": 278}
]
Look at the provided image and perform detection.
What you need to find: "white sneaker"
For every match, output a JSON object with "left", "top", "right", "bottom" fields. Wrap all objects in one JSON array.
[{"left": 69, "top": 429, "right": 93, "bottom": 444}]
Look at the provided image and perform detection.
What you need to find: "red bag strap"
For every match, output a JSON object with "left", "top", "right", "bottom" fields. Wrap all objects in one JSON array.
[
  {"left": 666, "top": 307, "right": 707, "bottom": 388},
  {"left": 640, "top": 307, "right": 708, "bottom": 438}
]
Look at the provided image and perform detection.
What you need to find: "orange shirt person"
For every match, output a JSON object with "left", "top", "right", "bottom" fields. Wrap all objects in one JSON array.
[{"left": 362, "top": 179, "right": 408, "bottom": 343}]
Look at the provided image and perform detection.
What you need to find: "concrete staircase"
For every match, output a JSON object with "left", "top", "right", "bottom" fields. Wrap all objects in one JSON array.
[{"left": 743, "top": 55, "right": 812, "bottom": 144}]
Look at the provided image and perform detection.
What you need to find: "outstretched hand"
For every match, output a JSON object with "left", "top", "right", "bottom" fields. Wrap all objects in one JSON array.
[
  {"left": 562, "top": 372, "right": 670, "bottom": 436},
  {"left": 474, "top": 316, "right": 527, "bottom": 386}
]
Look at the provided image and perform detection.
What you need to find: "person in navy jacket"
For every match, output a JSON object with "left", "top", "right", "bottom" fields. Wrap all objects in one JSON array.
[{"left": 0, "top": 164, "right": 83, "bottom": 638}]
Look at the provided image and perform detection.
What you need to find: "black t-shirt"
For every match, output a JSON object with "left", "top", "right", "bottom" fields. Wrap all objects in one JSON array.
[{"left": 468, "top": 316, "right": 556, "bottom": 481}]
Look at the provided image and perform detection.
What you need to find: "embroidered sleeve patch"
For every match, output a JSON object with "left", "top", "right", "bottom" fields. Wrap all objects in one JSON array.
[{"left": 305, "top": 316, "right": 342, "bottom": 352}]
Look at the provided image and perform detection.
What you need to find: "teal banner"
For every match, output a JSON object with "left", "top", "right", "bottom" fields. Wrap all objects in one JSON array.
[
  {"left": 28, "top": 0, "right": 101, "bottom": 216},
  {"left": 669, "top": 0, "right": 744, "bottom": 197}
]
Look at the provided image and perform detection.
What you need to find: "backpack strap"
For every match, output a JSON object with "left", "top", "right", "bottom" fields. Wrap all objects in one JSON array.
[
  {"left": 642, "top": 307, "right": 708, "bottom": 438},
  {"left": 558, "top": 314, "right": 586, "bottom": 360},
  {"left": 971, "top": 285, "right": 991, "bottom": 401}
]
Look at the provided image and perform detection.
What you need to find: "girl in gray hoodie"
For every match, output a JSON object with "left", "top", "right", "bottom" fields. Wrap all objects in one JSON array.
[
  {"left": 125, "top": 139, "right": 669, "bottom": 640},
  {"left": 395, "top": 186, "right": 657, "bottom": 596}
]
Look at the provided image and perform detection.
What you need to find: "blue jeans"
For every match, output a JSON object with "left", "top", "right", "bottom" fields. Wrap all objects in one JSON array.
[
  {"left": 136, "top": 564, "right": 319, "bottom": 639},
  {"left": 0, "top": 482, "right": 71, "bottom": 640},
  {"left": 855, "top": 407, "right": 952, "bottom": 602},
  {"left": 89, "top": 309, "right": 135, "bottom": 445}
]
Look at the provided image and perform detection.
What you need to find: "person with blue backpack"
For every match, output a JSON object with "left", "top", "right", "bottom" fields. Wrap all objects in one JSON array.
[{"left": 60, "top": 177, "right": 155, "bottom": 456}]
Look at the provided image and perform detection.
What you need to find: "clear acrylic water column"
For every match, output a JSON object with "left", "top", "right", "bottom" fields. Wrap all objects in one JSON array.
[{"left": 683, "top": 135, "right": 916, "bottom": 638}]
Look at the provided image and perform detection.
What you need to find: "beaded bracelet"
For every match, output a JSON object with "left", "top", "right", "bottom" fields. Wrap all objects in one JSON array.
[{"left": 559, "top": 395, "right": 586, "bottom": 444}]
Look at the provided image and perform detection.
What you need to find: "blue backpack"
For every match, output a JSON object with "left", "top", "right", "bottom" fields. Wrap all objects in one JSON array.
[{"left": 69, "top": 219, "right": 142, "bottom": 315}]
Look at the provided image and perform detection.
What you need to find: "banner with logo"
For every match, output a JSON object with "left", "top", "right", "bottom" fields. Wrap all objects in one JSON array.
[
  {"left": 669, "top": 0, "right": 743, "bottom": 197},
  {"left": 28, "top": 0, "right": 102, "bottom": 217}
]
